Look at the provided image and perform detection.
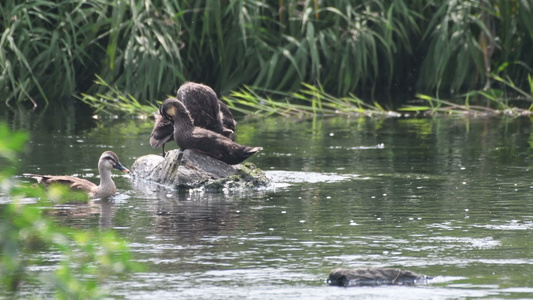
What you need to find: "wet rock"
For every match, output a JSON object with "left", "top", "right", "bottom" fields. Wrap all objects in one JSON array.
[
  {"left": 131, "top": 149, "right": 269, "bottom": 190},
  {"left": 327, "top": 268, "right": 431, "bottom": 287}
]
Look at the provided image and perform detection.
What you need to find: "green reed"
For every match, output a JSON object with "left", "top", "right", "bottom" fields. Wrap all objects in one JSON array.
[
  {"left": 2, "top": 0, "right": 533, "bottom": 112},
  {"left": 222, "top": 83, "right": 398, "bottom": 118}
]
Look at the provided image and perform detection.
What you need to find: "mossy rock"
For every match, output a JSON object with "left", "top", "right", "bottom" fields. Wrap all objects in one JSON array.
[{"left": 131, "top": 149, "right": 269, "bottom": 190}]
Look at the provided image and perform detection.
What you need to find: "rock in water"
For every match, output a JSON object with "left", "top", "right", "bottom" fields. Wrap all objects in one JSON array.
[
  {"left": 131, "top": 149, "right": 269, "bottom": 190},
  {"left": 327, "top": 268, "right": 431, "bottom": 287}
]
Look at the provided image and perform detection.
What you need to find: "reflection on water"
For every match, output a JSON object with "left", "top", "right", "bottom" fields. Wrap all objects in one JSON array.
[{"left": 4, "top": 112, "right": 533, "bottom": 299}]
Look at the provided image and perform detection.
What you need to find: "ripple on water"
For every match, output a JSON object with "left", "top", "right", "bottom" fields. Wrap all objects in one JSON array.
[
  {"left": 265, "top": 170, "right": 365, "bottom": 184},
  {"left": 472, "top": 220, "right": 533, "bottom": 231}
]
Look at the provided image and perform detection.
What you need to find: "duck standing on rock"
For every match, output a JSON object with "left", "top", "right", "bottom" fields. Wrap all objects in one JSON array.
[
  {"left": 159, "top": 98, "right": 262, "bottom": 165},
  {"left": 150, "top": 82, "right": 236, "bottom": 156},
  {"left": 27, "top": 151, "right": 130, "bottom": 199},
  {"left": 177, "top": 81, "right": 236, "bottom": 139}
]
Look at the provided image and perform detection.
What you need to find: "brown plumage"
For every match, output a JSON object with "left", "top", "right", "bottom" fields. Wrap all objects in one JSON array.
[
  {"left": 149, "top": 114, "right": 174, "bottom": 156},
  {"left": 218, "top": 98, "right": 237, "bottom": 140},
  {"left": 177, "top": 82, "right": 235, "bottom": 138},
  {"left": 149, "top": 82, "right": 236, "bottom": 156},
  {"left": 27, "top": 151, "right": 129, "bottom": 199},
  {"left": 159, "top": 98, "right": 262, "bottom": 165}
]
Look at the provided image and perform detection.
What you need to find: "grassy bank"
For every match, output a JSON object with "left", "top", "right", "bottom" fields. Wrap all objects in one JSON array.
[
  {"left": 78, "top": 75, "right": 533, "bottom": 118},
  {"left": 2, "top": 0, "right": 533, "bottom": 112}
]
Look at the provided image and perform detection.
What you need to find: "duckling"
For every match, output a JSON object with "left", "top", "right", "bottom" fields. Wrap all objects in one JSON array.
[
  {"left": 150, "top": 82, "right": 236, "bottom": 156},
  {"left": 159, "top": 98, "right": 262, "bottom": 165},
  {"left": 28, "top": 151, "right": 129, "bottom": 199}
]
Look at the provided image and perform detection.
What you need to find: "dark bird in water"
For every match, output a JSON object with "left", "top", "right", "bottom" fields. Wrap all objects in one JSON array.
[
  {"left": 159, "top": 98, "right": 262, "bottom": 165},
  {"left": 150, "top": 82, "right": 237, "bottom": 156},
  {"left": 27, "top": 151, "right": 129, "bottom": 199}
]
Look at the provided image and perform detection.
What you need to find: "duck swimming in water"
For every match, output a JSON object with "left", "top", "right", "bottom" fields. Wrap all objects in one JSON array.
[
  {"left": 150, "top": 82, "right": 236, "bottom": 156},
  {"left": 159, "top": 98, "right": 262, "bottom": 165},
  {"left": 28, "top": 151, "right": 129, "bottom": 199}
]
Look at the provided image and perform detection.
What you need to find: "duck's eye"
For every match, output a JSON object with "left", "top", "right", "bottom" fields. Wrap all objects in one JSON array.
[{"left": 103, "top": 156, "right": 117, "bottom": 164}]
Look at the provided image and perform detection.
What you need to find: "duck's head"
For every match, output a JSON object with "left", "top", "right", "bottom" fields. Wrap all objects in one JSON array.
[
  {"left": 100, "top": 151, "right": 130, "bottom": 173},
  {"left": 159, "top": 98, "right": 180, "bottom": 121}
]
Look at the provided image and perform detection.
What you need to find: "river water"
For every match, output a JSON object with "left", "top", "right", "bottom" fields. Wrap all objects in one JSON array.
[{"left": 4, "top": 110, "right": 533, "bottom": 299}]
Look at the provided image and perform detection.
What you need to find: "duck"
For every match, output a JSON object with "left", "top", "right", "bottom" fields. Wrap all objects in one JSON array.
[
  {"left": 177, "top": 82, "right": 235, "bottom": 138},
  {"left": 28, "top": 151, "right": 130, "bottom": 199},
  {"left": 159, "top": 98, "right": 262, "bottom": 165},
  {"left": 150, "top": 82, "right": 237, "bottom": 156}
]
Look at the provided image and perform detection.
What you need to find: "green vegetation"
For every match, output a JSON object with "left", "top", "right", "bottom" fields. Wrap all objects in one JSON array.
[
  {"left": 0, "top": 123, "right": 142, "bottom": 298},
  {"left": 1, "top": 0, "right": 533, "bottom": 114},
  {"left": 78, "top": 75, "right": 157, "bottom": 116},
  {"left": 222, "top": 83, "right": 398, "bottom": 117}
]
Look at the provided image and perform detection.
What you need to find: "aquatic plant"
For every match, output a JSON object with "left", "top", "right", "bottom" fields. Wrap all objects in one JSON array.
[
  {"left": 399, "top": 67, "right": 533, "bottom": 117},
  {"left": 78, "top": 79, "right": 399, "bottom": 118},
  {"left": 222, "top": 83, "right": 399, "bottom": 118},
  {"left": 78, "top": 75, "right": 156, "bottom": 116},
  {"left": 80, "top": 75, "right": 533, "bottom": 118}
]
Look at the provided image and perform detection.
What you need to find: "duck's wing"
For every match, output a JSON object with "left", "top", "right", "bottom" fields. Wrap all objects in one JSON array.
[
  {"left": 29, "top": 174, "right": 96, "bottom": 192},
  {"left": 150, "top": 115, "right": 174, "bottom": 149},
  {"left": 218, "top": 99, "right": 237, "bottom": 132}
]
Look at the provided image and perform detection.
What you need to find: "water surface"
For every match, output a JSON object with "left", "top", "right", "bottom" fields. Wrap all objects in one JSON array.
[{"left": 4, "top": 112, "right": 533, "bottom": 299}]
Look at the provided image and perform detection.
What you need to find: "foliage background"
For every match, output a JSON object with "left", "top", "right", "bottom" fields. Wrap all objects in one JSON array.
[{"left": 1, "top": 0, "right": 532, "bottom": 108}]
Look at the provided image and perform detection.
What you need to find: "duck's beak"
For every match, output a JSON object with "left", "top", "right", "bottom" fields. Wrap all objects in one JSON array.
[{"left": 114, "top": 161, "right": 130, "bottom": 173}]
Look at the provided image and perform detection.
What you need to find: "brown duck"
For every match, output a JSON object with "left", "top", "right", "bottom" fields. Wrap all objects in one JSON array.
[
  {"left": 177, "top": 81, "right": 235, "bottom": 138},
  {"left": 150, "top": 82, "right": 236, "bottom": 156},
  {"left": 28, "top": 151, "right": 129, "bottom": 199},
  {"left": 159, "top": 98, "right": 262, "bottom": 165}
]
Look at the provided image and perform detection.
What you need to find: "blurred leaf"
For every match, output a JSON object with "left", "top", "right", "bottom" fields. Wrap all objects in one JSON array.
[{"left": 0, "top": 123, "right": 27, "bottom": 162}]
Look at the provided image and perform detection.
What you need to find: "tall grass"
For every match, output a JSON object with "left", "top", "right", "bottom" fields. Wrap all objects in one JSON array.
[
  {"left": 1, "top": 0, "right": 533, "bottom": 109},
  {"left": 418, "top": 0, "right": 533, "bottom": 94},
  {"left": 0, "top": 1, "right": 104, "bottom": 105},
  {"left": 0, "top": 0, "right": 186, "bottom": 106}
]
